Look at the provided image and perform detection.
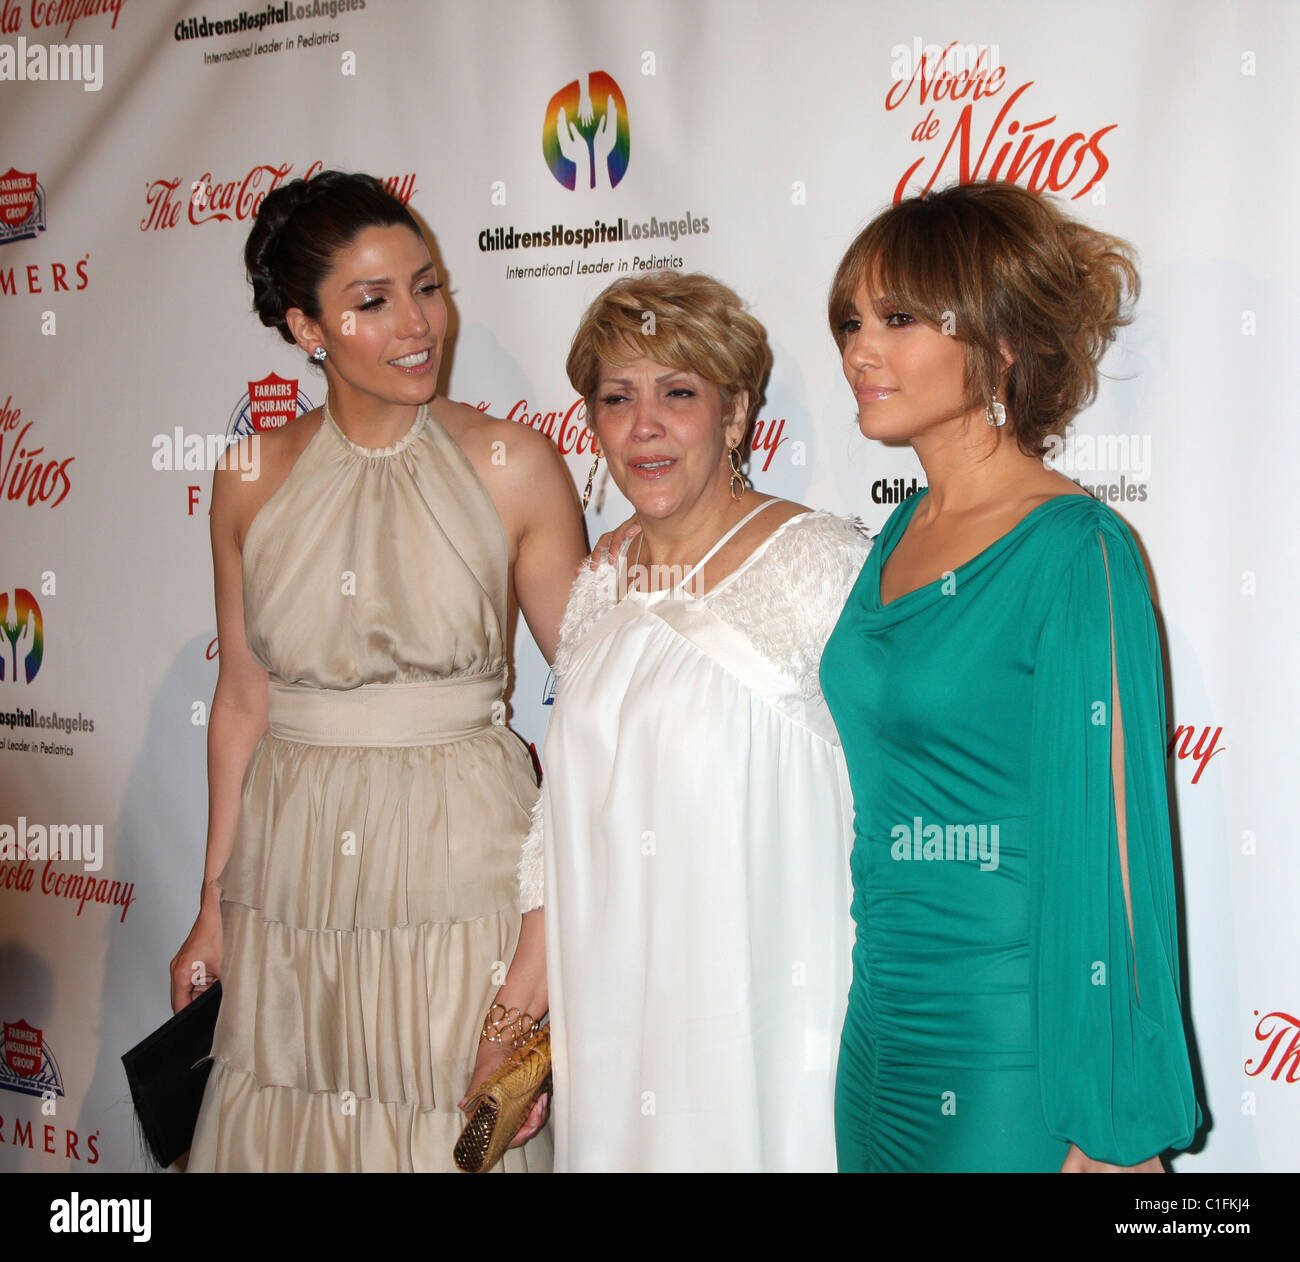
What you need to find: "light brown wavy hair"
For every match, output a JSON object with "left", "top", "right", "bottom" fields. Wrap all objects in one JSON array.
[
  {"left": 828, "top": 181, "right": 1139, "bottom": 456},
  {"left": 567, "top": 271, "right": 773, "bottom": 435}
]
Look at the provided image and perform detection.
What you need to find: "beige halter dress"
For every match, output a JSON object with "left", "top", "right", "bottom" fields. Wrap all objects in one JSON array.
[{"left": 188, "top": 404, "right": 550, "bottom": 1172}]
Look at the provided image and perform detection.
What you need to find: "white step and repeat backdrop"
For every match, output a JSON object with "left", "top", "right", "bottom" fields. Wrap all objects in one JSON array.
[{"left": 0, "top": 0, "right": 1295, "bottom": 1172}]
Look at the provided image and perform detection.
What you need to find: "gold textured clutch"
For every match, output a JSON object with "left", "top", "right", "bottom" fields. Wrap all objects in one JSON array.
[{"left": 454, "top": 1025, "right": 552, "bottom": 1173}]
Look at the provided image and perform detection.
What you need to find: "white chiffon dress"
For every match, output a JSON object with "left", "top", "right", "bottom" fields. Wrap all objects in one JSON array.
[{"left": 520, "top": 504, "right": 869, "bottom": 1172}]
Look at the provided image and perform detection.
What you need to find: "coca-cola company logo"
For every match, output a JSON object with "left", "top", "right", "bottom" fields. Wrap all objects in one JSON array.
[
  {"left": 1245, "top": 1010, "right": 1300, "bottom": 1084},
  {"left": 0, "top": 0, "right": 125, "bottom": 39},
  {"left": 0, "top": 168, "right": 45, "bottom": 245},
  {"left": 1167, "top": 723, "right": 1224, "bottom": 785},
  {"left": 885, "top": 39, "right": 1115, "bottom": 203},
  {"left": 0, "top": 394, "right": 74, "bottom": 508},
  {"left": 141, "top": 160, "right": 417, "bottom": 232},
  {"left": 491, "top": 396, "right": 792, "bottom": 473}
]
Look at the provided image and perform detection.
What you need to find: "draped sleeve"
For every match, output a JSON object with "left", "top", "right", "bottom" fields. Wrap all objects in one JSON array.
[{"left": 1028, "top": 512, "right": 1200, "bottom": 1165}]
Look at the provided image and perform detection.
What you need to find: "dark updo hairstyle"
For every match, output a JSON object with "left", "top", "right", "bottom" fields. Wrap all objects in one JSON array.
[
  {"left": 245, "top": 170, "right": 423, "bottom": 345},
  {"left": 828, "top": 181, "right": 1139, "bottom": 456}
]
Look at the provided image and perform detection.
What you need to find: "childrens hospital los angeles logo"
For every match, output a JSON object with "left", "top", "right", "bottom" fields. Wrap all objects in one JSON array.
[
  {"left": 543, "top": 72, "right": 630, "bottom": 191},
  {"left": 1, "top": 588, "right": 42, "bottom": 685}
]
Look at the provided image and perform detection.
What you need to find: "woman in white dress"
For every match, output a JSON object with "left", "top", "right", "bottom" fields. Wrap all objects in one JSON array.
[{"left": 467, "top": 272, "right": 868, "bottom": 1171}]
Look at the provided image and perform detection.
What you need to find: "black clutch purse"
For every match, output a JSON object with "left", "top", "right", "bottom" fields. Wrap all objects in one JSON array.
[{"left": 121, "top": 982, "right": 222, "bottom": 1168}]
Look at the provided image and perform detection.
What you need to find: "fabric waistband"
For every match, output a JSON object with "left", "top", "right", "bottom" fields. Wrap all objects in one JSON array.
[{"left": 267, "top": 675, "right": 504, "bottom": 747}]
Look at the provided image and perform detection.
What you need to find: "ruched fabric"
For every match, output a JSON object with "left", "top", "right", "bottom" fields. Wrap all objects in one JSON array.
[{"left": 188, "top": 406, "right": 551, "bottom": 1172}]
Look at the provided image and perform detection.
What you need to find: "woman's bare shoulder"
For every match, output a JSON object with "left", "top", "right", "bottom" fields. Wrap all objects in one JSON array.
[
  {"left": 222, "top": 409, "right": 322, "bottom": 546},
  {"left": 434, "top": 398, "right": 567, "bottom": 489}
]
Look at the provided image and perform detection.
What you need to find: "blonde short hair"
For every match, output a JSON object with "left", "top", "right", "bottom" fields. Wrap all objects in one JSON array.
[
  {"left": 567, "top": 271, "right": 772, "bottom": 433},
  {"left": 828, "top": 181, "right": 1139, "bottom": 456}
]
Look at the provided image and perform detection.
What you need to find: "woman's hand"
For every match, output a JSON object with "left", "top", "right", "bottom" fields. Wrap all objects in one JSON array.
[
  {"left": 169, "top": 899, "right": 223, "bottom": 1012},
  {"left": 1060, "top": 1143, "right": 1164, "bottom": 1173},
  {"left": 459, "top": 1039, "right": 550, "bottom": 1148},
  {"left": 586, "top": 514, "right": 641, "bottom": 570}
]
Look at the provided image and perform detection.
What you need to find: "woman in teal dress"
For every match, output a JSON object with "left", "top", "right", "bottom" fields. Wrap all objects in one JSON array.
[{"left": 821, "top": 181, "right": 1201, "bottom": 1172}]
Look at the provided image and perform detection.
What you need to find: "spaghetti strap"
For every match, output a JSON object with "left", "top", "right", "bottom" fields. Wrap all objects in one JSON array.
[{"left": 678, "top": 499, "right": 783, "bottom": 589}]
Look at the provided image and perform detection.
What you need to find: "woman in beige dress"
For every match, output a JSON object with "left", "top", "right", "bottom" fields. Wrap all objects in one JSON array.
[{"left": 168, "top": 171, "right": 586, "bottom": 1171}]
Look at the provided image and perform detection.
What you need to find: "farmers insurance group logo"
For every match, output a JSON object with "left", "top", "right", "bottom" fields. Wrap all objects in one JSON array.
[
  {"left": 226, "top": 372, "right": 314, "bottom": 441},
  {"left": 1, "top": 1019, "right": 63, "bottom": 1099},
  {"left": 543, "top": 72, "right": 629, "bottom": 191},
  {"left": 1, "top": 588, "right": 42, "bottom": 684},
  {"left": 0, "top": 169, "right": 45, "bottom": 244}
]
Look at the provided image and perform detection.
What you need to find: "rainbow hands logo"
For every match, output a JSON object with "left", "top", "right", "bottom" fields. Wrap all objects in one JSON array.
[
  {"left": 1, "top": 589, "right": 42, "bottom": 684},
  {"left": 543, "top": 72, "right": 630, "bottom": 191}
]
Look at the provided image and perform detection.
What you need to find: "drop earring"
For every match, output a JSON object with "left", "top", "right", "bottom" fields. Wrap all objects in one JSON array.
[
  {"left": 728, "top": 443, "right": 747, "bottom": 500},
  {"left": 986, "top": 389, "right": 1006, "bottom": 427},
  {"left": 582, "top": 449, "right": 601, "bottom": 511}
]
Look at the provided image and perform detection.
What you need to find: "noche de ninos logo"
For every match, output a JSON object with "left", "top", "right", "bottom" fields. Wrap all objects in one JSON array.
[
  {"left": 543, "top": 72, "right": 629, "bottom": 191},
  {"left": 1, "top": 588, "right": 42, "bottom": 684}
]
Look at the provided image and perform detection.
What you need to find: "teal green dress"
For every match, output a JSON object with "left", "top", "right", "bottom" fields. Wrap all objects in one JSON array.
[{"left": 821, "top": 490, "right": 1200, "bottom": 1172}]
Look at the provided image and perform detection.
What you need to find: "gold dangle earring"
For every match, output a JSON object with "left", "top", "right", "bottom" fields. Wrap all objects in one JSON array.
[
  {"left": 728, "top": 442, "right": 747, "bottom": 500},
  {"left": 582, "top": 447, "right": 601, "bottom": 510}
]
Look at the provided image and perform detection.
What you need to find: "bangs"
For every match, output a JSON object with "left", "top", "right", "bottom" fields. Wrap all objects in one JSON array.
[
  {"left": 567, "top": 271, "right": 772, "bottom": 431},
  {"left": 587, "top": 306, "right": 733, "bottom": 391},
  {"left": 828, "top": 202, "right": 969, "bottom": 343}
]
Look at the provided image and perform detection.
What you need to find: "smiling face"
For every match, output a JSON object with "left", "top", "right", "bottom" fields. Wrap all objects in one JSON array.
[
  {"left": 592, "top": 354, "right": 747, "bottom": 521},
  {"left": 837, "top": 275, "right": 977, "bottom": 444},
  {"left": 287, "top": 223, "right": 447, "bottom": 411}
]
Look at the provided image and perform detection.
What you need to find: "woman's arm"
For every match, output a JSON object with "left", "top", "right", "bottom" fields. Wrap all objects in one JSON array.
[
  {"left": 506, "top": 428, "right": 589, "bottom": 665},
  {"left": 1030, "top": 519, "right": 1199, "bottom": 1169},
  {"left": 440, "top": 405, "right": 588, "bottom": 666},
  {"left": 458, "top": 908, "right": 550, "bottom": 1145},
  {"left": 446, "top": 419, "right": 583, "bottom": 1142},
  {"left": 168, "top": 456, "right": 269, "bottom": 1011}
]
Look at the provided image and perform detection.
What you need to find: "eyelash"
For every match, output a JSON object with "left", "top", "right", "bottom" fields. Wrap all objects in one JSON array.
[
  {"left": 358, "top": 280, "right": 443, "bottom": 311},
  {"left": 837, "top": 312, "right": 914, "bottom": 338},
  {"left": 598, "top": 387, "right": 696, "bottom": 407}
]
